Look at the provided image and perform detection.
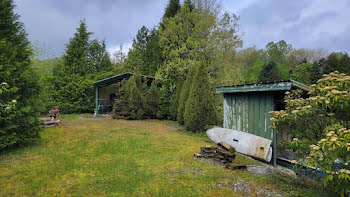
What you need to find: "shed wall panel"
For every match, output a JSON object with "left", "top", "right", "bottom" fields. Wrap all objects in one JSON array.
[{"left": 223, "top": 92, "right": 274, "bottom": 140}]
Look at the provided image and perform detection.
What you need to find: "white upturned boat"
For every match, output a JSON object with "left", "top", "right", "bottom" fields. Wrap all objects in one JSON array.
[{"left": 206, "top": 127, "right": 273, "bottom": 162}]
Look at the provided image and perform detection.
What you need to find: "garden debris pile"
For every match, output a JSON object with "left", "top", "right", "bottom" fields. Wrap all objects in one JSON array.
[
  {"left": 40, "top": 106, "right": 60, "bottom": 128},
  {"left": 194, "top": 142, "right": 236, "bottom": 164}
]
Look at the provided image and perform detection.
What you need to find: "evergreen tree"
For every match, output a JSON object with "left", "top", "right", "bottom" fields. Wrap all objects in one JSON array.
[
  {"left": 142, "top": 28, "right": 163, "bottom": 76},
  {"left": 184, "top": 60, "right": 216, "bottom": 132},
  {"left": 52, "top": 20, "right": 113, "bottom": 113},
  {"left": 163, "top": 0, "right": 181, "bottom": 19},
  {"left": 169, "top": 78, "right": 183, "bottom": 120},
  {"left": 177, "top": 66, "right": 195, "bottom": 124},
  {"left": 310, "top": 58, "right": 325, "bottom": 84},
  {"left": 62, "top": 20, "right": 92, "bottom": 76},
  {"left": 183, "top": 0, "right": 194, "bottom": 11},
  {"left": 291, "top": 62, "right": 312, "bottom": 85},
  {"left": 258, "top": 61, "right": 282, "bottom": 82},
  {"left": 134, "top": 26, "right": 149, "bottom": 53},
  {"left": 146, "top": 80, "right": 159, "bottom": 119},
  {"left": 157, "top": 82, "right": 172, "bottom": 119},
  {"left": 125, "top": 69, "right": 144, "bottom": 119},
  {"left": 87, "top": 39, "right": 112, "bottom": 73},
  {"left": 0, "top": 0, "right": 42, "bottom": 149},
  {"left": 112, "top": 80, "right": 130, "bottom": 119},
  {"left": 324, "top": 52, "right": 350, "bottom": 75},
  {"left": 141, "top": 77, "right": 151, "bottom": 119}
]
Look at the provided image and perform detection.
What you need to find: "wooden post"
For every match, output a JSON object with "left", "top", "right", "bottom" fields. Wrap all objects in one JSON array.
[
  {"left": 273, "top": 129, "right": 277, "bottom": 167},
  {"left": 95, "top": 85, "right": 99, "bottom": 117}
]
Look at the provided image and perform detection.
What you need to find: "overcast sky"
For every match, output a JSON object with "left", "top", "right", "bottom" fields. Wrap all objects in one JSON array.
[{"left": 14, "top": 0, "right": 350, "bottom": 58}]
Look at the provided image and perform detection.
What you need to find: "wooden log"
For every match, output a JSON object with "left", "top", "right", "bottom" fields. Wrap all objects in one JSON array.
[{"left": 41, "top": 120, "right": 60, "bottom": 125}]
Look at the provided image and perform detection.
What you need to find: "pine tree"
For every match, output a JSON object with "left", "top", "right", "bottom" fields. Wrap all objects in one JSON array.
[
  {"left": 112, "top": 80, "right": 130, "bottom": 119},
  {"left": 147, "top": 80, "right": 159, "bottom": 119},
  {"left": 183, "top": 0, "right": 194, "bottom": 11},
  {"left": 169, "top": 78, "right": 183, "bottom": 120},
  {"left": 62, "top": 20, "right": 92, "bottom": 76},
  {"left": 258, "top": 61, "right": 282, "bottom": 82},
  {"left": 52, "top": 20, "right": 103, "bottom": 113},
  {"left": 141, "top": 77, "right": 151, "bottom": 119},
  {"left": 157, "top": 82, "right": 172, "bottom": 119},
  {"left": 0, "top": 0, "right": 42, "bottom": 149},
  {"left": 177, "top": 67, "right": 195, "bottom": 124},
  {"left": 310, "top": 58, "right": 325, "bottom": 84},
  {"left": 125, "top": 69, "right": 144, "bottom": 119},
  {"left": 142, "top": 28, "right": 163, "bottom": 76},
  {"left": 184, "top": 60, "right": 216, "bottom": 132},
  {"left": 163, "top": 0, "right": 181, "bottom": 19},
  {"left": 87, "top": 39, "right": 112, "bottom": 73}
]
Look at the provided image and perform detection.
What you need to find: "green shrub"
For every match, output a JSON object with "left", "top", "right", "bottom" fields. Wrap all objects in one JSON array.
[
  {"left": 125, "top": 70, "right": 144, "bottom": 120},
  {"left": 184, "top": 61, "right": 216, "bottom": 132},
  {"left": 146, "top": 80, "right": 159, "bottom": 119},
  {"left": 177, "top": 67, "right": 195, "bottom": 125},
  {"left": 271, "top": 71, "right": 350, "bottom": 196},
  {"left": 169, "top": 79, "right": 183, "bottom": 120},
  {"left": 157, "top": 82, "right": 171, "bottom": 119},
  {"left": 112, "top": 80, "right": 130, "bottom": 119}
]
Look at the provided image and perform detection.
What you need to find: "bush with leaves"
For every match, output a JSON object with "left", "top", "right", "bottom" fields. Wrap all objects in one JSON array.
[{"left": 270, "top": 71, "right": 350, "bottom": 196}]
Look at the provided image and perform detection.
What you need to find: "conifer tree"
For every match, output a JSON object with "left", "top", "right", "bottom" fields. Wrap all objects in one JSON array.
[
  {"left": 141, "top": 78, "right": 151, "bottom": 119},
  {"left": 177, "top": 67, "right": 195, "bottom": 125},
  {"left": 52, "top": 20, "right": 110, "bottom": 113},
  {"left": 146, "top": 80, "right": 159, "bottom": 119},
  {"left": 183, "top": 0, "right": 194, "bottom": 11},
  {"left": 184, "top": 60, "right": 216, "bottom": 132},
  {"left": 125, "top": 69, "right": 144, "bottom": 119},
  {"left": 258, "top": 61, "right": 282, "bottom": 82},
  {"left": 112, "top": 80, "right": 130, "bottom": 119},
  {"left": 87, "top": 39, "right": 112, "bottom": 73},
  {"left": 169, "top": 79, "right": 183, "bottom": 120},
  {"left": 0, "top": 0, "right": 42, "bottom": 149},
  {"left": 62, "top": 20, "right": 92, "bottom": 76},
  {"left": 156, "top": 82, "right": 172, "bottom": 119},
  {"left": 163, "top": 0, "right": 181, "bottom": 19}
]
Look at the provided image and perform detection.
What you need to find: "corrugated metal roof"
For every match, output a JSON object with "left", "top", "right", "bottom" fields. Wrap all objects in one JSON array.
[
  {"left": 216, "top": 80, "right": 310, "bottom": 93},
  {"left": 93, "top": 72, "right": 156, "bottom": 88}
]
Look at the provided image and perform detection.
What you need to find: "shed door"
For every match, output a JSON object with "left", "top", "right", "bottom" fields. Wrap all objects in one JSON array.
[{"left": 223, "top": 92, "right": 274, "bottom": 139}]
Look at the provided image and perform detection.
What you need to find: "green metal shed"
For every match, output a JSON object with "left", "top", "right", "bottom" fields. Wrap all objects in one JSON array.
[{"left": 216, "top": 80, "right": 309, "bottom": 165}]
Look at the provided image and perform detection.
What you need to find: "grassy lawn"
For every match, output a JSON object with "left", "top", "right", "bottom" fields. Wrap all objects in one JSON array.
[{"left": 0, "top": 115, "right": 327, "bottom": 196}]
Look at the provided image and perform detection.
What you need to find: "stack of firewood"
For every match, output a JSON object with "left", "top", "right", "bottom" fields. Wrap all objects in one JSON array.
[
  {"left": 194, "top": 142, "right": 236, "bottom": 164},
  {"left": 40, "top": 106, "right": 60, "bottom": 128}
]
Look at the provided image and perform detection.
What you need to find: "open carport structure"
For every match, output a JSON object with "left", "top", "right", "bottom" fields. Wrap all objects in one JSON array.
[{"left": 93, "top": 72, "right": 156, "bottom": 116}]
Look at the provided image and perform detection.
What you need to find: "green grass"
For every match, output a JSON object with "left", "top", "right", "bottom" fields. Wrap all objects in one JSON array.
[{"left": 0, "top": 117, "right": 327, "bottom": 196}]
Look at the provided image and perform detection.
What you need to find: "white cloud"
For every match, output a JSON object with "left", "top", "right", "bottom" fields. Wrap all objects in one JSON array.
[{"left": 107, "top": 42, "right": 132, "bottom": 56}]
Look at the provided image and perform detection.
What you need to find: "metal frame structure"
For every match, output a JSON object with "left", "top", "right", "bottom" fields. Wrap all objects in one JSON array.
[{"left": 93, "top": 72, "right": 156, "bottom": 117}]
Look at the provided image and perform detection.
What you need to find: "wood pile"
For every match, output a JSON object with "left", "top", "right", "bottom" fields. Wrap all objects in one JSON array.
[
  {"left": 194, "top": 142, "right": 236, "bottom": 164},
  {"left": 40, "top": 106, "right": 60, "bottom": 128}
]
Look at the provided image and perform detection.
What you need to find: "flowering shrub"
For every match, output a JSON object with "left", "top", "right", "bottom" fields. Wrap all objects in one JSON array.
[
  {"left": 0, "top": 82, "right": 18, "bottom": 149},
  {"left": 270, "top": 71, "right": 350, "bottom": 196}
]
